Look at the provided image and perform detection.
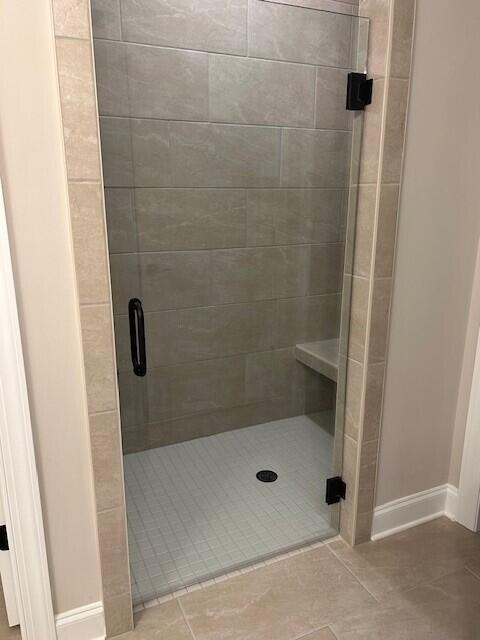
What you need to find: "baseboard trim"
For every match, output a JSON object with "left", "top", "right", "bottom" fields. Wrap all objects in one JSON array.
[
  {"left": 55, "top": 601, "right": 105, "bottom": 640},
  {"left": 372, "top": 483, "right": 458, "bottom": 541}
]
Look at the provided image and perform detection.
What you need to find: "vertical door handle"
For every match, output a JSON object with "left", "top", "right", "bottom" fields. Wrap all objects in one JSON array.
[{"left": 128, "top": 298, "right": 146, "bottom": 377}]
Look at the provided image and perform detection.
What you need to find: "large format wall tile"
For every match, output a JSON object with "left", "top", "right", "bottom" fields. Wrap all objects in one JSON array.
[
  {"left": 281, "top": 129, "right": 351, "bottom": 188},
  {"left": 144, "top": 301, "right": 275, "bottom": 368},
  {"left": 99, "top": 117, "right": 134, "bottom": 186},
  {"left": 315, "top": 67, "right": 353, "bottom": 131},
  {"left": 94, "top": 40, "right": 130, "bottom": 117},
  {"left": 308, "top": 243, "right": 344, "bottom": 294},
  {"left": 91, "top": 0, "right": 122, "bottom": 39},
  {"left": 131, "top": 119, "right": 171, "bottom": 186},
  {"left": 210, "top": 246, "right": 309, "bottom": 304},
  {"left": 105, "top": 188, "right": 137, "bottom": 254},
  {"left": 246, "top": 189, "right": 347, "bottom": 246},
  {"left": 135, "top": 188, "right": 247, "bottom": 251},
  {"left": 109, "top": 253, "right": 141, "bottom": 311},
  {"left": 93, "top": 0, "right": 365, "bottom": 453},
  {"left": 147, "top": 356, "right": 246, "bottom": 422},
  {"left": 120, "top": 0, "right": 248, "bottom": 55},
  {"left": 209, "top": 55, "right": 316, "bottom": 127},
  {"left": 126, "top": 43, "right": 209, "bottom": 120},
  {"left": 274, "top": 294, "right": 341, "bottom": 347},
  {"left": 139, "top": 251, "right": 211, "bottom": 311},
  {"left": 245, "top": 348, "right": 305, "bottom": 403},
  {"left": 170, "top": 122, "right": 281, "bottom": 187},
  {"left": 248, "top": 0, "right": 353, "bottom": 68}
]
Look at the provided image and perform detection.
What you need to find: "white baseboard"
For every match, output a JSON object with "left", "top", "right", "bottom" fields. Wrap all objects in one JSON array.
[
  {"left": 372, "top": 483, "right": 458, "bottom": 541},
  {"left": 55, "top": 602, "right": 105, "bottom": 640}
]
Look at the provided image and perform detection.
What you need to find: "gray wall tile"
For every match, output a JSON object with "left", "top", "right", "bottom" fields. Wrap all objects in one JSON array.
[
  {"left": 147, "top": 356, "right": 246, "bottom": 422},
  {"left": 126, "top": 43, "right": 209, "bottom": 120},
  {"left": 210, "top": 246, "right": 309, "bottom": 304},
  {"left": 131, "top": 119, "right": 171, "bottom": 186},
  {"left": 109, "top": 253, "right": 141, "bottom": 310},
  {"left": 118, "top": 371, "right": 148, "bottom": 427},
  {"left": 94, "top": 40, "right": 130, "bottom": 117},
  {"left": 245, "top": 348, "right": 305, "bottom": 403},
  {"left": 274, "top": 294, "right": 341, "bottom": 347},
  {"left": 105, "top": 189, "right": 137, "bottom": 254},
  {"left": 93, "top": 0, "right": 362, "bottom": 448},
  {"left": 169, "top": 122, "right": 281, "bottom": 187},
  {"left": 281, "top": 129, "right": 351, "bottom": 188},
  {"left": 139, "top": 251, "right": 211, "bottom": 311},
  {"left": 307, "top": 243, "right": 345, "bottom": 294},
  {"left": 248, "top": 0, "right": 353, "bottom": 67},
  {"left": 315, "top": 67, "right": 352, "bottom": 131},
  {"left": 91, "top": 0, "right": 122, "bottom": 39},
  {"left": 144, "top": 301, "right": 275, "bottom": 367},
  {"left": 209, "top": 55, "right": 315, "bottom": 127},
  {"left": 120, "top": 0, "right": 247, "bottom": 55},
  {"left": 135, "top": 188, "right": 246, "bottom": 251},
  {"left": 100, "top": 117, "right": 133, "bottom": 187},
  {"left": 246, "top": 189, "right": 347, "bottom": 246}
]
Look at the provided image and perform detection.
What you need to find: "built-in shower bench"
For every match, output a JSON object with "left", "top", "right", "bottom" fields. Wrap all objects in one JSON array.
[{"left": 295, "top": 338, "right": 339, "bottom": 382}]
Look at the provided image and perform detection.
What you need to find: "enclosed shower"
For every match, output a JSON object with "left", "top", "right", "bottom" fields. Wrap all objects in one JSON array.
[{"left": 91, "top": 0, "right": 369, "bottom": 606}]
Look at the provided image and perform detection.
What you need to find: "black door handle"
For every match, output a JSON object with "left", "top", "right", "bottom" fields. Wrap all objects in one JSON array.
[{"left": 128, "top": 298, "right": 146, "bottom": 377}]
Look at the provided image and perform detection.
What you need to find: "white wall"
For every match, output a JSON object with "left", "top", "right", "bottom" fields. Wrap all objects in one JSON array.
[
  {"left": 0, "top": 0, "right": 102, "bottom": 614},
  {"left": 376, "top": 0, "right": 480, "bottom": 506}
]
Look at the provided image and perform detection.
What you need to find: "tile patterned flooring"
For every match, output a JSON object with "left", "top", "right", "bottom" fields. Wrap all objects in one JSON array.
[
  {"left": 117, "top": 518, "right": 480, "bottom": 640},
  {"left": 125, "top": 414, "right": 336, "bottom": 604}
]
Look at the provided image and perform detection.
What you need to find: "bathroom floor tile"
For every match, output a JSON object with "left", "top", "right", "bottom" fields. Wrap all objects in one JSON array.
[
  {"left": 328, "top": 517, "right": 480, "bottom": 600},
  {"left": 124, "top": 414, "right": 336, "bottom": 604},
  {"left": 177, "top": 545, "right": 376, "bottom": 640},
  {"left": 117, "top": 599, "right": 192, "bottom": 640},
  {"left": 331, "top": 568, "right": 480, "bottom": 639}
]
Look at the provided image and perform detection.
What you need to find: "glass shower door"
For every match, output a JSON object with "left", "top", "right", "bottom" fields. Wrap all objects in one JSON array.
[{"left": 93, "top": 0, "right": 369, "bottom": 605}]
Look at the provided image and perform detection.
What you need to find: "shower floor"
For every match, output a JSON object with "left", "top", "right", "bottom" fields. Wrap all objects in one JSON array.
[{"left": 124, "top": 413, "right": 336, "bottom": 605}]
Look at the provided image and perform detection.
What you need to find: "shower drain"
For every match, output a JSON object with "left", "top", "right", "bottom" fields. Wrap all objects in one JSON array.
[{"left": 256, "top": 470, "right": 278, "bottom": 483}]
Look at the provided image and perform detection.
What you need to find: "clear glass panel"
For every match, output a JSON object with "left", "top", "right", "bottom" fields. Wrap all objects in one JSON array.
[{"left": 94, "top": 0, "right": 369, "bottom": 605}]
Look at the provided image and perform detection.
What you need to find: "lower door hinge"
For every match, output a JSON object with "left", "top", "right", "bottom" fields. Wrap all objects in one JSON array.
[
  {"left": 325, "top": 476, "right": 346, "bottom": 505},
  {"left": 346, "top": 72, "right": 373, "bottom": 110},
  {"left": 0, "top": 525, "right": 9, "bottom": 551}
]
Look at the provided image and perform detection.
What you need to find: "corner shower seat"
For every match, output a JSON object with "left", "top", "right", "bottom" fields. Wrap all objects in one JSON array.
[{"left": 295, "top": 339, "right": 339, "bottom": 382}]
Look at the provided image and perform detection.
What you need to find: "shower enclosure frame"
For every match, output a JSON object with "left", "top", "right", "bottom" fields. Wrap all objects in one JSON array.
[{"left": 50, "top": 0, "right": 416, "bottom": 635}]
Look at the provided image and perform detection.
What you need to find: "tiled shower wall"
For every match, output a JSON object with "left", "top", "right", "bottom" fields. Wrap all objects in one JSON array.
[{"left": 92, "top": 0, "right": 363, "bottom": 452}]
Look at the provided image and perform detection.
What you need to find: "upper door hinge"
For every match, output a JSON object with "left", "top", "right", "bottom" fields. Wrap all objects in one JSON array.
[
  {"left": 325, "top": 476, "right": 346, "bottom": 505},
  {"left": 346, "top": 72, "right": 373, "bottom": 111},
  {"left": 0, "top": 525, "right": 9, "bottom": 551}
]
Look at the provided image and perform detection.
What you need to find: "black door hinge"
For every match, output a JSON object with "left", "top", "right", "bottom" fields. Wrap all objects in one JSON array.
[
  {"left": 0, "top": 525, "right": 9, "bottom": 551},
  {"left": 346, "top": 72, "right": 373, "bottom": 110},
  {"left": 325, "top": 476, "right": 346, "bottom": 505}
]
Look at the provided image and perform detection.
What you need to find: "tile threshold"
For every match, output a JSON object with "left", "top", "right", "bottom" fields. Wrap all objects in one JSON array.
[{"left": 133, "top": 533, "right": 343, "bottom": 613}]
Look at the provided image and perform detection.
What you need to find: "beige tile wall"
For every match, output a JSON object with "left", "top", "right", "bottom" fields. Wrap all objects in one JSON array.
[
  {"left": 48, "top": 0, "right": 414, "bottom": 635},
  {"left": 51, "top": 0, "right": 133, "bottom": 635},
  {"left": 340, "top": 0, "right": 415, "bottom": 544}
]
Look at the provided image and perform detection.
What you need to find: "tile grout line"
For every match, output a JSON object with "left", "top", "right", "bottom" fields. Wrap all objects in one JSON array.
[
  {"left": 324, "top": 542, "right": 382, "bottom": 603},
  {"left": 93, "top": 35, "right": 359, "bottom": 73},
  {"left": 176, "top": 594, "right": 198, "bottom": 640}
]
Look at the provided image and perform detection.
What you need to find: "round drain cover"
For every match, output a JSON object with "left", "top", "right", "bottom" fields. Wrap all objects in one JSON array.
[{"left": 256, "top": 470, "right": 278, "bottom": 483}]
